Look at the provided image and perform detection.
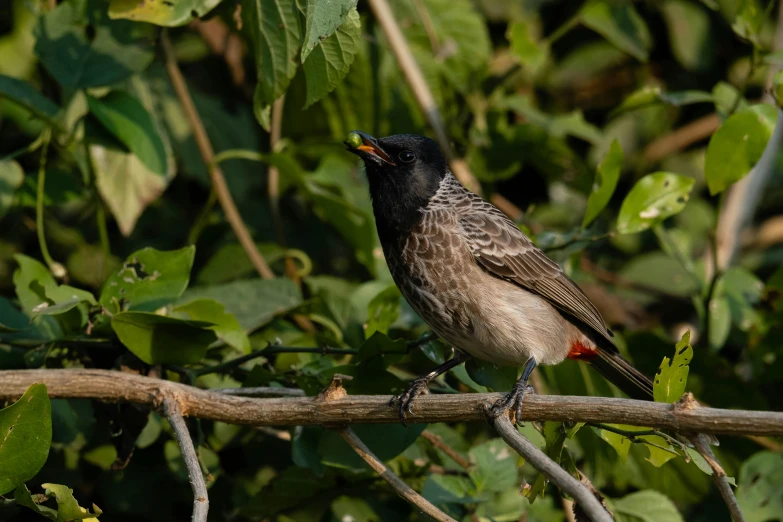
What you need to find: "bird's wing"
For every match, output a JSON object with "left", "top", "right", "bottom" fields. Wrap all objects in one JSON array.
[{"left": 457, "top": 198, "right": 614, "bottom": 345}]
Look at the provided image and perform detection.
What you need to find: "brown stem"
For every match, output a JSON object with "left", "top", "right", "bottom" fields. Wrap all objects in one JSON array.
[
  {"left": 161, "top": 30, "right": 275, "bottom": 280},
  {"left": 691, "top": 434, "right": 746, "bottom": 522},
  {"left": 421, "top": 430, "right": 472, "bottom": 469},
  {"left": 2, "top": 370, "right": 783, "bottom": 436}
]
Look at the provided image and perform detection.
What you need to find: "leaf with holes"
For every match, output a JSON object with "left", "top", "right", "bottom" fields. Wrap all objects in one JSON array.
[
  {"left": 654, "top": 331, "right": 693, "bottom": 403},
  {"left": 583, "top": 139, "right": 623, "bottom": 227},
  {"left": 109, "top": 0, "right": 222, "bottom": 26},
  {"left": 617, "top": 172, "right": 695, "bottom": 234},
  {"left": 0, "top": 383, "right": 52, "bottom": 495},
  {"left": 705, "top": 104, "right": 777, "bottom": 195},
  {"left": 111, "top": 311, "right": 216, "bottom": 364},
  {"left": 99, "top": 246, "right": 195, "bottom": 313}
]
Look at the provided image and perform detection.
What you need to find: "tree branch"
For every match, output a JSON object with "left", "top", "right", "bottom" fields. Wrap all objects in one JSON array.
[
  {"left": 493, "top": 415, "right": 613, "bottom": 522},
  {"left": 691, "top": 434, "right": 746, "bottom": 522},
  {"left": 338, "top": 427, "right": 456, "bottom": 522},
  {"left": 161, "top": 30, "right": 275, "bottom": 280},
  {"left": 163, "top": 397, "right": 209, "bottom": 522},
  {"left": 1, "top": 370, "right": 782, "bottom": 436}
]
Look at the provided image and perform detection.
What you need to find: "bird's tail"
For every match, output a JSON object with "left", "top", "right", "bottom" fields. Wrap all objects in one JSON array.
[{"left": 588, "top": 347, "right": 654, "bottom": 401}]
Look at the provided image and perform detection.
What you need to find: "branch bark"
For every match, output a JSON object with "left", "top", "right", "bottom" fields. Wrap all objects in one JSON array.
[
  {"left": 2, "top": 370, "right": 782, "bottom": 436},
  {"left": 494, "top": 415, "right": 613, "bottom": 522},
  {"left": 161, "top": 30, "right": 275, "bottom": 281},
  {"left": 692, "top": 434, "right": 746, "bottom": 522},
  {"left": 163, "top": 397, "right": 209, "bottom": 522},
  {"left": 338, "top": 427, "right": 456, "bottom": 522}
]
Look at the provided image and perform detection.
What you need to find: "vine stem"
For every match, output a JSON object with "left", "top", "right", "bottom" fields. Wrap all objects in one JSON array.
[
  {"left": 35, "top": 128, "right": 63, "bottom": 278},
  {"left": 161, "top": 30, "right": 275, "bottom": 280}
]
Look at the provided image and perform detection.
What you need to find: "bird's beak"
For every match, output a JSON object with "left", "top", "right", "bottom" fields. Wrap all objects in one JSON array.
[{"left": 344, "top": 130, "right": 396, "bottom": 165}]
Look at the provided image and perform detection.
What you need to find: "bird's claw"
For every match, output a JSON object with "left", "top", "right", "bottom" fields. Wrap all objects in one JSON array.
[
  {"left": 490, "top": 384, "right": 535, "bottom": 425},
  {"left": 389, "top": 377, "right": 430, "bottom": 425}
]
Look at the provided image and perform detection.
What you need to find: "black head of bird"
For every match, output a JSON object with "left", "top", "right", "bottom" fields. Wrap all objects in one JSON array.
[{"left": 345, "top": 131, "right": 447, "bottom": 236}]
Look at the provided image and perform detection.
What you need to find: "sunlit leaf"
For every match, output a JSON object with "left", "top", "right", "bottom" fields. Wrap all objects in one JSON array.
[
  {"left": 41, "top": 483, "right": 102, "bottom": 521},
  {"left": 611, "top": 490, "right": 684, "bottom": 522},
  {"left": 173, "top": 298, "right": 251, "bottom": 353},
  {"left": 654, "top": 331, "right": 692, "bottom": 403},
  {"left": 583, "top": 139, "right": 623, "bottom": 227},
  {"left": 108, "top": 0, "right": 222, "bottom": 26},
  {"left": 507, "top": 19, "right": 549, "bottom": 73},
  {"left": 303, "top": 9, "right": 360, "bottom": 108},
  {"left": 111, "top": 311, "right": 216, "bottom": 364},
  {"left": 0, "top": 383, "right": 51, "bottom": 496},
  {"left": 301, "top": 0, "right": 358, "bottom": 62},
  {"left": 617, "top": 172, "right": 695, "bottom": 234}
]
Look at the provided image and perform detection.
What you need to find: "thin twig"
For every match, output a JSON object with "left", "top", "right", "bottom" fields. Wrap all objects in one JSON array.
[
  {"left": 254, "top": 426, "right": 292, "bottom": 440},
  {"left": 211, "top": 386, "right": 305, "bottom": 397},
  {"left": 421, "top": 430, "right": 472, "bottom": 469},
  {"left": 35, "top": 128, "right": 63, "bottom": 279},
  {"left": 365, "top": 0, "right": 480, "bottom": 194},
  {"left": 590, "top": 423, "right": 686, "bottom": 459},
  {"left": 338, "top": 427, "right": 456, "bottom": 522},
  {"left": 163, "top": 397, "right": 209, "bottom": 522},
  {"left": 194, "top": 345, "right": 359, "bottom": 377},
  {"left": 161, "top": 30, "right": 275, "bottom": 280},
  {"left": 3, "top": 370, "right": 783, "bottom": 435},
  {"left": 268, "top": 96, "right": 297, "bottom": 280},
  {"left": 493, "top": 415, "right": 613, "bottom": 522},
  {"left": 691, "top": 434, "right": 746, "bottom": 522}
]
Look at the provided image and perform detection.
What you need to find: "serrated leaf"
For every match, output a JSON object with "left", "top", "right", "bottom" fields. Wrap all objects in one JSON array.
[
  {"left": 365, "top": 285, "right": 401, "bottom": 338},
  {"left": 173, "top": 298, "right": 251, "bottom": 353},
  {"left": 705, "top": 104, "right": 777, "bottom": 195},
  {"left": 14, "top": 484, "right": 58, "bottom": 520},
  {"left": 111, "top": 311, "right": 217, "bottom": 364},
  {"left": 87, "top": 91, "right": 167, "bottom": 176},
  {"left": 42, "top": 483, "right": 102, "bottom": 522},
  {"left": 301, "top": 0, "right": 358, "bottom": 62},
  {"left": 108, "top": 0, "right": 222, "bottom": 26},
  {"left": 303, "top": 9, "right": 360, "bottom": 108},
  {"left": 654, "top": 331, "right": 692, "bottom": 403},
  {"left": 581, "top": 0, "right": 652, "bottom": 62},
  {"left": 583, "top": 139, "right": 623, "bottom": 227},
  {"left": 0, "top": 74, "right": 60, "bottom": 123},
  {"left": 99, "top": 246, "right": 195, "bottom": 313},
  {"left": 611, "top": 490, "right": 684, "bottom": 522},
  {"left": 34, "top": 0, "right": 155, "bottom": 89},
  {"left": 0, "top": 384, "right": 52, "bottom": 496},
  {"left": 617, "top": 172, "right": 695, "bottom": 234},
  {"left": 243, "top": 0, "right": 301, "bottom": 107}
]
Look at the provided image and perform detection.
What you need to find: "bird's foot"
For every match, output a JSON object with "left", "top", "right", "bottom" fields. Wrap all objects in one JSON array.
[
  {"left": 389, "top": 377, "right": 431, "bottom": 425},
  {"left": 490, "top": 383, "right": 536, "bottom": 425}
]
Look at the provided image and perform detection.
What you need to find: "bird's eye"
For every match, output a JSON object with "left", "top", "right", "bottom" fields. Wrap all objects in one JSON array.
[{"left": 398, "top": 150, "right": 416, "bottom": 163}]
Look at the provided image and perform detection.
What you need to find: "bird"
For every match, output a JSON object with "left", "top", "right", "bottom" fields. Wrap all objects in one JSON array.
[{"left": 344, "top": 130, "right": 654, "bottom": 424}]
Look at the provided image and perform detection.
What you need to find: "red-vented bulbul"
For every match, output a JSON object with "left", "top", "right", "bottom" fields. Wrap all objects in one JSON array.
[{"left": 345, "top": 131, "right": 654, "bottom": 423}]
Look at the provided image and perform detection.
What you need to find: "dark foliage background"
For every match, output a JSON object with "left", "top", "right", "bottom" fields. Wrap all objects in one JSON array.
[{"left": 1, "top": 0, "right": 782, "bottom": 520}]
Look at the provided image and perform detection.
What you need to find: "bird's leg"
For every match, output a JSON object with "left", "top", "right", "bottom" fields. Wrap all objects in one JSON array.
[
  {"left": 390, "top": 349, "right": 470, "bottom": 424},
  {"left": 490, "top": 357, "right": 537, "bottom": 425}
]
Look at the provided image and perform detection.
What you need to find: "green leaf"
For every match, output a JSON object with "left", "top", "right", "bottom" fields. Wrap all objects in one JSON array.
[
  {"left": 41, "top": 483, "right": 102, "bottom": 522},
  {"left": 654, "top": 331, "right": 693, "bottom": 403},
  {"left": 87, "top": 91, "right": 167, "bottom": 176},
  {"left": 422, "top": 474, "right": 479, "bottom": 505},
  {"left": 301, "top": 0, "right": 358, "bottom": 62},
  {"left": 581, "top": 0, "right": 652, "bottom": 62},
  {"left": 0, "top": 383, "right": 52, "bottom": 496},
  {"left": 365, "top": 285, "right": 401, "bottom": 338},
  {"left": 303, "top": 9, "right": 360, "bottom": 108},
  {"left": 99, "top": 246, "right": 195, "bottom": 313},
  {"left": 705, "top": 104, "right": 777, "bottom": 195},
  {"left": 13, "top": 253, "right": 57, "bottom": 314},
  {"left": 0, "top": 160, "right": 24, "bottom": 219},
  {"left": 611, "top": 490, "right": 684, "bottom": 522},
  {"left": 34, "top": 0, "right": 155, "bottom": 89},
  {"left": 583, "top": 139, "right": 623, "bottom": 227},
  {"left": 599, "top": 424, "right": 633, "bottom": 462},
  {"left": 730, "top": 0, "right": 766, "bottom": 46},
  {"left": 111, "top": 311, "right": 217, "bottom": 365},
  {"left": 614, "top": 86, "right": 714, "bottom": 115},
  {"left": 317, "top": 424, "right": 426, "bottom": 471},
  {"left": 83, "top": 445, "right": 118, "bottom": 470},
  {"left": 707, "top": 295, "right": 731, "bottom": 352},
  {"left": 14, "top": 484, "right": 58, "bottom": 520},
  {"left": 0, "top": 74, "right": 60, "bottom": 123},
  {"left": 736, "top": 451, "right": 783, "bottom": 522},
  {"left": 330, "top": 496, "right": 378, "bottom": 522},
  {"left": 179, "top": 278, "right": 302, "bottom": 332},
  {"left": 659, "top": 0, "right": 714, "bottom": 72},
  {"left": 173, "top": 298, "right": 251, "bottom": 353},
  {"left": 108, "top": 0, "right": 222, "bottom": 26},
  {"left": 507, "top": 20, "right": 549, "bottom": 73},
  {"left": 468, "top": 439, "right": 517, "bottom": 493},
  {"left": 354, "top": 331, "right": 406, "bottom": 366},
  {"left": 243, "top": 0, "right": 301, "bottom": 107},
  {"left": 465, "top": 359, "right": 517, "bottom": 392},
  {"left": 616, "top": 172, "right": 695, "bottom": 234}
]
